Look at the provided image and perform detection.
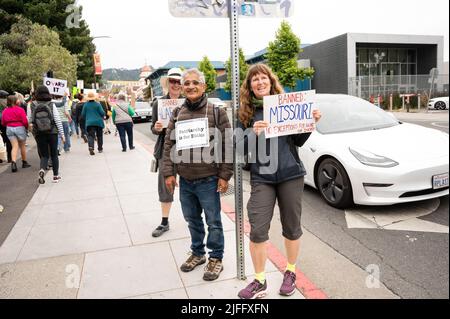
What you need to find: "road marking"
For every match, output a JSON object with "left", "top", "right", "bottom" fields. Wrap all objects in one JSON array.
[
  {"left": 345, "top": 198, "right": 448, "bottom": 233},
  {"left": 431, "top": 122, "right": 449, "bottom": 129}
]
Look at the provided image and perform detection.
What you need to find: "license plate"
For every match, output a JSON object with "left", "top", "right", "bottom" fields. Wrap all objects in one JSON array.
[{"left": 433, "top": 173, "right": 449, "bottom": 189}]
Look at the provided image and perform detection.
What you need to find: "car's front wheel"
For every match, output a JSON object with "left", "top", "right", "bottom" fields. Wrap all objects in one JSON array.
[
  {"left": 316, "top": 158, "right": 353, "bottom": 209},
  {"left": 435, "top": 101, "right": 446, "bottom": 110}
]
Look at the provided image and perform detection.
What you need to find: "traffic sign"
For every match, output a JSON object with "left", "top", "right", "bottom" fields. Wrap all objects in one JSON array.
[{"left": 168, "top": 0, "right": 293, "bottom": 18}]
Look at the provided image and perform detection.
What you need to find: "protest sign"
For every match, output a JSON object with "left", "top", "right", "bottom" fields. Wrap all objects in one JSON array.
[
  {"left": 263, "top": 90, "right": 316, "bottom": 138},
  {"left": 175, "top": 118, "right": 210, "bottom": 151},
  {"left": 43, "top": 77, "right": 67, "bottom": 96},
  {"left": 158, "top": 99, "right": 185, "bottom": 128}
]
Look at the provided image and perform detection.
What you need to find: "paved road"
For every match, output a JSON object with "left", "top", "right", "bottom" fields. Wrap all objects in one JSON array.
[{"left": 135, "top": 112, "right": 449, "bottom": 299}]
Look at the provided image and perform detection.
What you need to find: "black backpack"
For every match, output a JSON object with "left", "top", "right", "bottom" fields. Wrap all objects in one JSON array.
[{"left": 33, "top": 102, "right": 54, "bottom": 133}]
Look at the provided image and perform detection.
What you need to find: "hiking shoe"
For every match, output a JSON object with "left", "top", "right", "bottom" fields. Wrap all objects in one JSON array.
[
  {"left": 203, "top": 258, "right": 223, "bottom": 281},
  {"left": 279, "top": 270, "right": 297, "bottom": 296},
  {"left": 52, "top": 176, "right": 62, "bottom": 183},
  {"left": 152, "top": 224, "right": 169, "bottom": 237},
  {"left": 38, "top": 169, "right": 45, "bottom": 184},
  {"left": 238, "top": 279, "right": 268, "bottom": 299},
  {"left": 180, "top": 254, "right": 206, "bottom": 272}
]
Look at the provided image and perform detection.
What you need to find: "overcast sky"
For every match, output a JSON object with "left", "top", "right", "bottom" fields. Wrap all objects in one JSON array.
[{"left": 77, "top": 0, "right": 449, "bottom": 70}]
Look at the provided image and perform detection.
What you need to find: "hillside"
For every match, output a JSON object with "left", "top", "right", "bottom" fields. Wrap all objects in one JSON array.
[{"left": 102, "top": 68, "right": 141, "bottom": 81}]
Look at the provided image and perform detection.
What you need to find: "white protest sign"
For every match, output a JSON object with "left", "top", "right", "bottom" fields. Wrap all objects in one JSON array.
[
  {"left": 158, "top": 99, "right": 185, "bottom": 128},
  {"left": 263, "top": 90, "right": 316, "bottom": 138},
  {"left": 77, "top": 80, "right": 84, "bottom": 89},
  {"left": 176, "top": 118, "right": 210, "bottom": 151},
  {"left": 43, "top": 77, "right": 68, "bottom": 96}
]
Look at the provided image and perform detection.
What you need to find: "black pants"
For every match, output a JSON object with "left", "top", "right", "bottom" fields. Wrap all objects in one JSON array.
[
  {"left": 87, "top": 126, "right": 103, "bottom": 151},
  {"left": 0, "top": 124, "right": 12, "bottom": 162},
  {"left": 35, "top": 134, "right": 59, "bottom": 176},
  {"left": 116, "top": 122, "right": 134, "bottom": 151}
]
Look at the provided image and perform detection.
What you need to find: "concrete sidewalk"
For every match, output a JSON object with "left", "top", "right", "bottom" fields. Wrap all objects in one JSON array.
[{"left": 0, "top": 130, "right": 305, "bottom": 299}]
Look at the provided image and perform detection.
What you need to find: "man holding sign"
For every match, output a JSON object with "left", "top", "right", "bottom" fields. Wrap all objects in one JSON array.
[
  {"left": 162, "top": 68, "right": 233, "bottom": 282},
  {"left": 236, "top": 64, "right": 321, "bottom": 299},
  {"left": 150, "top": 67, "right": 184, "bottom": 238}
]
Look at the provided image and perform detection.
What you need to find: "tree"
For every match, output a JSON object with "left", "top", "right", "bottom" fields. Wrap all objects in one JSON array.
[
  {"left": 198, "top": 56, "right": 217, "bottom": 94},
  {"left": 0, "top": 0, "right": 97, "bottom": 84},
  {"left": 224, "top": 48, "right": 249, "bottom": 93},
  {"left": 0, "top": 18, "right": 77, "bottom": 93},
  {"left": 266, "top": 21, "right": 314, "bottom": 90}
]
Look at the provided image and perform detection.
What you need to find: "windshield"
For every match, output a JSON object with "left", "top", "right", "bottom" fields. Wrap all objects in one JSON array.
[{"left": 315, "top": 96, "right": 400, "bottom": 134}]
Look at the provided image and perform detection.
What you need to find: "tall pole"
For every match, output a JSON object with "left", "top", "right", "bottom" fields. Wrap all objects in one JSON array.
[{"left": 229, "top": 0, "right": 245, "bottom": 280}]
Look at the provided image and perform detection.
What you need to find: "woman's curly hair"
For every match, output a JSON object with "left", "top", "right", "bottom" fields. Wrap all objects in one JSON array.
[{"left": 238, "top": 64, "right": 284, "bottom": 128}]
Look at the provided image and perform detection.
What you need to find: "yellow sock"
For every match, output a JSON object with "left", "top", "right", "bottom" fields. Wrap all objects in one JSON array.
[
  {"left": 255, "top": 272, "right": 266, "bottom": 284},
  {"left": 286, "top": 263, "right": 296, "bottom": 273}
]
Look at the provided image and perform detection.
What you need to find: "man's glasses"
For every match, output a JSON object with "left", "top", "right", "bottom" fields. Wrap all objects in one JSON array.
[
  {"left": 169, "top": 79, "right": 181, "bottom": 85},
  {"left": 183, "top": 80, "right": 202, "bottom": 87}
]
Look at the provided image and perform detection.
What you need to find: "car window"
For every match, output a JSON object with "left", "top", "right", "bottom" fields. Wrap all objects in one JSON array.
[
  {"left": 315, "top": 96, "right": 399, "bottom": 134},
  {"left": 134, "top": 101, "right": 151, "bottom": 110}
]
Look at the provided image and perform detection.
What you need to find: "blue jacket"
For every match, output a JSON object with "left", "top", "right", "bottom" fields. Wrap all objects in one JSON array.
[
  {"left": 236, "top": 107, "right": 311, "bottom": 184},
  {"left": 81, "top": 101, "right": 105, "bottom": 129}
]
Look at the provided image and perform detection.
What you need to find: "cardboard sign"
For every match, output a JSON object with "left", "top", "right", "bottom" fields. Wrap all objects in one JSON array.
[
  {"left": 263, "top": 90, "right": 316, "bottom": 138},
  {"left": 43, "top": 77, "right": 67, "bottom": 96},
  {"left": 176, "top": 118, "right": 210, "bottom": 151},
  {"left": 158, "top": 99, "right": 185, "bottom": 128}
]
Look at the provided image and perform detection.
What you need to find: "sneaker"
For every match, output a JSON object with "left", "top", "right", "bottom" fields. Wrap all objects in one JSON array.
[
  {"left": 238, "top": 279, "right": 268, "bottom": 299},
  {"left": 98, "top": 149, "right": 103, "bottom": 153},
  {"left": 89, "top": 148, "right": 95, "bottom": 156},
  {"left": 152, "top": 224, "right": 169, "bottom": 237},
  {"left": 130, "top": 146, "right": 135, "bottom": 150},
  {"left": 180, "top": 254, "right": 206, "bottom": 273},
  {"left": 279, "top": 270, "right": 297, "bottom": 296},
  {"left": 38, "top": 169, "right": 45, "bottom": 184},
  {"left": 11, "top": 161, "right": 17, "bottom": 173},
  {"left": 52, "top": 176, "right": 62, "bottom": 183},
  {"left": 203, "top": 258, "right": 223, "bottom": 281}
]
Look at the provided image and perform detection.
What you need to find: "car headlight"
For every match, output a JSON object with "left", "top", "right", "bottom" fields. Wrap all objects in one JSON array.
[{"left": 349, "top": 148, "right": 399, "bottom": 168}]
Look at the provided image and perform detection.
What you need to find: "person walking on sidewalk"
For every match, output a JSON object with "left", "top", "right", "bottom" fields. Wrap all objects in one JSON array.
[
  {"left": 236, "top": 64, "right": 322, "bottom": 299},
  {"left": 112, "top": 93, "right": 135, "bottom": 152},
  {"left": 0, "top": 90, "right": 12, "bottom": 164},
  {"left": 1, "top": 95, "right": 31, "bottom": 172},
  {"left": 81, "top": 92, "right": 105, "bottom": 155},
  {"left": 150, "top": 67, "right": 183, "bottom": 237},
  {"left": 30, "top": 85, "right": 65, "bottom": 184},
  {"left": 75, "top": 94, "right": 88, "bottom": 143},
  {"left": 163, "top": 68, "right": 233, "bottom": 282},
  {"left": 54, "top": 93, "right": 72, "bottom": 153}
]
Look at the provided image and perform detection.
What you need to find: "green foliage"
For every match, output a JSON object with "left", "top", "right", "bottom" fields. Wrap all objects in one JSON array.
[
  {"left": 0, "top": 18, "right": 77, "bottom": 93},
  {"left": 198, "top": 56, "right": 217, "bottom": 93},
  {"left": 0, "top": 0, "right": 96, "bottom": 84},
  {"left": 266, "top": 21, "right": 314, "bottom": 89},
  {"left": 225, "top": 48, "right": 249, "bottom": 93}
]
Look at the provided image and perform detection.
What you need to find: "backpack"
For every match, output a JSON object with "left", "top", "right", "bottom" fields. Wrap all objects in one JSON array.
[{"left": 33, "top": 102, "right": 54, "bottom": 133}]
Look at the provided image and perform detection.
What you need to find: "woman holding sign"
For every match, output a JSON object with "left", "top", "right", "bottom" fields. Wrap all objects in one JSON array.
[
  {"left": 237, "top": 64, "right": 321, "bottom": 299},
  {"left": 150, "top": 67, "right": 183, "bottom": 238}
]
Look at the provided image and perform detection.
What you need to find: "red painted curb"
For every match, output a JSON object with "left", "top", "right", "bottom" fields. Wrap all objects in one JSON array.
[{"left": 221, "top": 200, "right": 328, "bottom": 300}]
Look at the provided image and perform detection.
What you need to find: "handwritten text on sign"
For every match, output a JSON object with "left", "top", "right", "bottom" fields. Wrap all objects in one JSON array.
[
  {"left": 263, "top": 90, "right": 316, "bottom": 138},
  {"left": 175, "top": 118, "right": 210, "bottom": 151},
  {"left": 158, "top": 99, "right": 185, "bottom": 128},
  {"left": 43, "top": 77, "right": 67, "bottom": 97}
]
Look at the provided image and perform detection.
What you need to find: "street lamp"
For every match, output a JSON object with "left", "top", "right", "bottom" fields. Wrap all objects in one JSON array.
[{"left": 92, "top": 36, "right": 111, "bottom": 89}]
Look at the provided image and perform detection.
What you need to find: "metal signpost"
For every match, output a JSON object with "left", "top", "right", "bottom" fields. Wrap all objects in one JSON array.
[{"left": 168, "top": 0, "right": 293, "bottom": 280}]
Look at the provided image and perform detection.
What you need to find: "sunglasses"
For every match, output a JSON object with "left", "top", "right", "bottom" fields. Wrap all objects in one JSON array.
[
  {"left": 169, "top": 79, "right": 181, "bottom": 85},
  {"left": 183, "top": 80, "right": 202, "bottom": 87}
]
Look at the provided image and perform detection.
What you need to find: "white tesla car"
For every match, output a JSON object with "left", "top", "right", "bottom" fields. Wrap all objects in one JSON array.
[
  {"left": 428, "top": 96, "right": 449, "bottom": 110},
  {"left": 299, "top": 94, "right": 449, "bottom": 208}
]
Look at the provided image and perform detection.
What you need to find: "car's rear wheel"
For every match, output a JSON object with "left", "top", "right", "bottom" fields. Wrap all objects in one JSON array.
[
  {"left": 436, "top": 101, "right": 446, "bottom": 110},
  {"left": 316, "top": 158, "right": 353, "bottom": 209}
]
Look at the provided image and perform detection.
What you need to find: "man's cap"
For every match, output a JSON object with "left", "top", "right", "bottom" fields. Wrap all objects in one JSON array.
[
  {"left": 0, "top": 90, "right": 9, "bottom": 99},
  {"left": 167, "top": 67, "right": 182, "bottom": 80}
]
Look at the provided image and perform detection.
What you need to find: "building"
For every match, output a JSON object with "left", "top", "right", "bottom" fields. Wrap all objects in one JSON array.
[
  {"left": 299, "top": 33, "right": 447, "bottom": 99},
  {"left": 147, "top": 61, "right": 225, "bottom": 97}
]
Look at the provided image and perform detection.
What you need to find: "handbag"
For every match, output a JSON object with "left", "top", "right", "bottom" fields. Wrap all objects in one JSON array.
[
  {"left": 150, "top": 156, "right": 159, "bottom": 173},
  {"left": 0, "top": 138, "right": 7, "bottom": 162}
]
